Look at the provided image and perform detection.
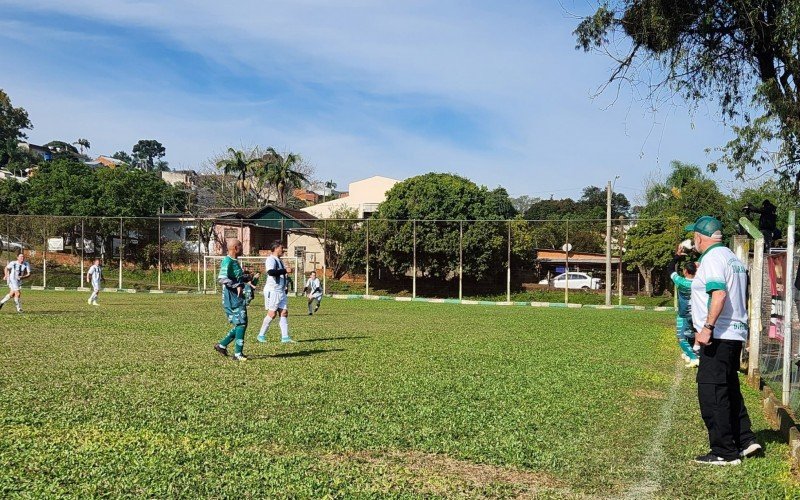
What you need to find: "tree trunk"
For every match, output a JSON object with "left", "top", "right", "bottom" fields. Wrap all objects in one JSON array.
[{"left": 638, "top": 265, "right": 654, "bottom": 295}]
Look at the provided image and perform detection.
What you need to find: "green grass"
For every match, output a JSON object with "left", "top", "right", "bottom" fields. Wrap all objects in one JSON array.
[{"left": 0, "top": 291, "right": 795, "bottom": 497}]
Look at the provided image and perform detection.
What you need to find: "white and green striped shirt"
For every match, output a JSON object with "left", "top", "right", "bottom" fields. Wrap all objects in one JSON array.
[{"left": 690, "top": 243, "right": 749, "bottom": 341}]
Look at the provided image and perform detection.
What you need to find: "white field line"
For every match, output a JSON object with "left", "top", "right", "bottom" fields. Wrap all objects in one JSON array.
[{"left": 623, "top": 357, "right": 685, "bottom": 499}]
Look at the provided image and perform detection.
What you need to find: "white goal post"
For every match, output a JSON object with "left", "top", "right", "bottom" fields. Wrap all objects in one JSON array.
[{"left": 203, "top": 256, "right": 300, "bottom": 294}]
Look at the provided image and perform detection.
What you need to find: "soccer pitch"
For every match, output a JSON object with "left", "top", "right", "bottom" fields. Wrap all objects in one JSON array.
[{"left": 0, "top": 291, "right": 796, "bottom": 498}]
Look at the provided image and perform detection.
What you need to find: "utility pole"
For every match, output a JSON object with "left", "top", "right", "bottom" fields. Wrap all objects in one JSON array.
[{"left": 605, "top": 180, "right": 612, "bottom": 306}]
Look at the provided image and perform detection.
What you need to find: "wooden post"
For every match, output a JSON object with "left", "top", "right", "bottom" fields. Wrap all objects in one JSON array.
[
  {"left": 507, "top": 220, "right": 511, "bottom": 303},
  {"left": 118, "top": 217, "right": 123, "bottom": 290},
  {"left": 412, "top": 220, "right": 417, "bottom": 300},
  {"left": 157, "top": 216, "right": 162, "bottom": 290},
  {"left": 459, "top": 220, "right": 463, "bottom": 301}
]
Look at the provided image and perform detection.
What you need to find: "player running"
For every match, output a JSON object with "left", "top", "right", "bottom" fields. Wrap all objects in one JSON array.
[
  {"left": 214, "top": 239, "right": 260, "bottom": 362},
  {"left": 86, "top": 258, "right": 103, "bottom": 306},
  {"left": 257, "top": 241, "right": 295, "bottom": 343},
  {"left": 672, "top": 245, "right": 699, "bottom": 367},
  {"left": 1, "top": 253, "right": 31, "bottom": 313},
  {"left": 304, "top": 271, "right": 323, "bottom": 315}
]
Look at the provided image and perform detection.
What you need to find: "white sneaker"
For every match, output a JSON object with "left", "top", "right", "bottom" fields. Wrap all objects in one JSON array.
[
  {"left": 88, "top": 298, "right": 92, "bottom": 304},
  {"left": 91, "top": 302, "right": 99, "bottom": 306},
  {"left": 740, "top": 442, "right": 763, "bottom": 458}
]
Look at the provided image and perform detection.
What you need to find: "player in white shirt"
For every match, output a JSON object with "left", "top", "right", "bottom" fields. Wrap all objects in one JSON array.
[
  {"left": 1, "top": 253, "right": 31, "bottom": 313},
  {"left": 256, "top": 241, "right": 295, "bottom": 343},
  {"left": 86, "top": 258, "right": 103, "bottom": 306},
  {"left": 686, "top": 215, "right": 760, "bottom": 466},
  {"left": 304, "top": 271, "right": 323, "bottom": 315}
]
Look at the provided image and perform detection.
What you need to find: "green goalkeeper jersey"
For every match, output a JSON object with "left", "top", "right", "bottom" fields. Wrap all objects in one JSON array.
[{"left": 218, "top": 256, "right": 244, "bottom": 282}]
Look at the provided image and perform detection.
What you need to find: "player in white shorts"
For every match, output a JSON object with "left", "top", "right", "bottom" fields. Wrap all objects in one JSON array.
[
  {"left": 1, "top": 253, "right": 31, "bottom": 313},
  {"left": 257, "top": 241, "right": 295, "bottom": 343},
  {"left": 86, "top": 258, "right": 103, "bottom": 306}
]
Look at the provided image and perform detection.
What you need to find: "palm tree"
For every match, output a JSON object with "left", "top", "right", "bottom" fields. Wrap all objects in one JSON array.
[
  {"left": 216, "top": 148, "right": 258, "bottom": 207},
  {"left": 323, "top": 179, "right": 337, "bottom": 202},
  {"left": 255, "top": 148, "right": 307, "bottom": 207},
  {"left": 73, "top": 138, "right": 91, "bottom": 155}
]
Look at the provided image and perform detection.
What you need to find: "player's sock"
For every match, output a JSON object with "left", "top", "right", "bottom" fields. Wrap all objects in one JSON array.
[
  {"left": 0, "top": 294, "right": 10, "bottom": 305},
  {"left": 308, "top": 300, "right": 313, "bottom": 314},
  {"left": 233, "top": 325, "right": 246, "bottom": 355},
  {"left": 279, "top": 316, "right": 290, "bottom": 340},
  {"left": 89, "top": 291, "right": 98, "bottom": 303},
  {"left": 219, "top": 327, "right": 236, "bottom": 347},
  {"left": 14, "top": 298, "right": 21, "bottom": 311},
  {"left": 258, "top": 315, "right": 273, "bottom": 339}
]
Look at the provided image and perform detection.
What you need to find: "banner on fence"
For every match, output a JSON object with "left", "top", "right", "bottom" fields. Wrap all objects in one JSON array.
[{"left": 768, "top": 252, "right": 787, "bottom": 340}]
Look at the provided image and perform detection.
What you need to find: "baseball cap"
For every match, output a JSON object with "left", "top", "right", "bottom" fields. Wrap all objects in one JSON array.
[{"left": 685, "top": 215, "right": 723, "bottom": 237}]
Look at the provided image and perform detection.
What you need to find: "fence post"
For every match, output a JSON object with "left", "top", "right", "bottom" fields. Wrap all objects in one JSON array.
[
  {"left": 322, "top": 219, "right": 327, "bottom": 296},
  {"left": 782, "top": 210, "right": 796, "bottom": 405},
  {"left": 80, "top": 219, "right": 85, "bottom": 288},
  {"left": 617, "top": 217, "right": 624, "bottom": 306},
  {"left": 459, "top": 220, "right": 463, "bottom": 302},
  {"left": 740, "top": 216, "right": 765, "bottom": 378},
  {"left": 507, "top": 220, "right": 511, "bottom": 303},
  {"left": 157, "top": 216, "right": 162, "bottom": 290},
  {"left": 42, "top": 223, "right": 47, "bottom": 288},
  {"left": 365, "top": 218, "right": 370, "bottom": 297},
  {"left": 565, "top": 220, "right": 569, "bottom": 305},
  {"left": 412, "top": 220, "right": 417, "bottom": 300},
  {"left": 118, "top": 217, "right": 123, "bottom": 290},
  {"left": 5, "top": 216, "right": 9, "bottom": 263},
  {"left": 197, "top": 217, "right": 202, "bottom": 292}
]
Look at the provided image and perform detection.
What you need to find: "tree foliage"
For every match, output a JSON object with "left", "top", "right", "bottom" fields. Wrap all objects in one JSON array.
[
  {"left": 0, "top": 89, "right": 32, "bottom": 170},
  {"left": 575, "top": 0, "right": 800, "bottom": 193},
  {"left": 133, "top": 139, "right": 166, "bottom": 172}
]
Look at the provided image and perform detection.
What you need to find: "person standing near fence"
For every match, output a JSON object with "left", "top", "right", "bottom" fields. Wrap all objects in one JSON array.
[
  {"left": 686, "top": 216, "right": 762, "bottom": 465},
  {"left": 86, "top": 258, "right": 103, "bottom": 306},
  {"left": 304, "top": 271, "right": 323, "bottom": 315},
  {"left": 214, "top": 239, "right": 259, "bottom": 362},
  {"left": 671, "top": 246, "right": 699, "bottom": 367},
  {"left": 1, "top": 253, "right": 30, "bottom": 313},
  {"left": 257, "top": 241, "right": 295, "bottom": 343}
]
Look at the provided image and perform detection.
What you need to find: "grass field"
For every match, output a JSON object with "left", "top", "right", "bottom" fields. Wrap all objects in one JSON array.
[{"left": 0, "top": 291, "right": 796, "bottom": 498}]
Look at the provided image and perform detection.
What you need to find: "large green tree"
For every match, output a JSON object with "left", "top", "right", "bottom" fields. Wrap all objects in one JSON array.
[
  {"left": 132, "top": 139, "right": 166, "bottom": 172},
  {"left": 0, "top": 89, "right": 32, "bottom": 170},
  {"left": 575, "top": 1, "right": 800, "bottom": 193},
  {"left": 370, "top": 173, "right": 516, "bottom": 282},
  {"left": 215, "top": 148, "right": 259, "bottom": 207},
  {"left": 255, "top": 148, "right": 308, "bottom": 207}
]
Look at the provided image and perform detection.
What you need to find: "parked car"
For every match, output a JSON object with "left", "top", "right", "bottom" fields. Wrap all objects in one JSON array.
[
  {"left": 539, "top": 272, "right": 602, "bottom": 290},
  {"left": 0, "top": 234, "right": 28, "bottom": 252}
]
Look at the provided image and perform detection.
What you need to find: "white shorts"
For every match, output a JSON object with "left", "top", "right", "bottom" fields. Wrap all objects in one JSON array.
[
  {"left": 264, "top": 289, "right": 288, "bottom": 311},
  {"left": 7, "top": 279, "right": 21, "bottom": 292},
  {"left": 92, "top": 282, "right": 101, "bottom": 292}
]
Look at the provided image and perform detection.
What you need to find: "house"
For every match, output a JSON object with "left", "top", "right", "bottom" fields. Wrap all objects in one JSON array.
[
  {"left": 95, "top": 155, "right": 126, "bottom": 168},
  {"left": 17, "top": 142, "right": 53, "bottom": 161},
  {"left": 161, "top": 170, "right": 198, "bottom": 188},
  {"left": 205, "top": 206, "right": 317, "bottom": 259},
  {"left": 304, "top": 175, "right": 400, "bottom": 219},
  {"left": 0, "top": 169, "right": 28, "bottom": 183}
]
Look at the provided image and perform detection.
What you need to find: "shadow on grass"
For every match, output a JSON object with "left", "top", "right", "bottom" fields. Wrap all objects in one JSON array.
[
  {"left": 248, "top": 348, "right": 345, "bottom": 359},
  {"left": 297, "top": 336, "right": 370, "bottom": 343},
  {"left": 754, "top": 428, "right": 784, "bottom": 448}
]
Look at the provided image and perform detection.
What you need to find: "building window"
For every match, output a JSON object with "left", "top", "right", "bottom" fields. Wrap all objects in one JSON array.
[
  {"left": 294, "top": 246, "right": 306, "bottom": 258},
  {"left": 223, "top": 228, "right": 238, "bottom": 239}
]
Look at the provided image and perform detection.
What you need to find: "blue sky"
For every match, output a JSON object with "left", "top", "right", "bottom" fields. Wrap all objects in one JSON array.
[{"left": 0, "top": 0, "right": 746, "bottom": 203}]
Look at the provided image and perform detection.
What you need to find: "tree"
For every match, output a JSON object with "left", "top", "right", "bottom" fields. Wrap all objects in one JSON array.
[
  {"left": 255, "top": 148, "right": 308, "bottom": 207},
  {"left": 0, "top": 178, "right": 29, "bottom": 214},
  {"left": 44, "top": 141, "right": 80, "bottom": 160},
  {"left": 0, "top": 89, "right": 32, "bottom": 170},
  {"left": 24, "top": 159, "right": 97, "bottom": 216},
  {"left": 215, "top": 148, "right": 259, "bottom": 207},
  {"left": 132, "top": 139, "right": 166, "bottom": 172},
  {"left": 575, "top": 1, "right": 800, "bottom": 193},
  {"left": 510, "top": 195, "right": 540, "bottom": 214},
  {"left": 323, "top": 179, "right": 337, "bottom": 202},
  {"left": 370, "top": 173, "right": 516, "bottom": 282},
  {"left": 73, "top": 138, "right": 91, "bottom": 155},
  {"left": 316, "top": 207, "right": 367, "bottom": 279},
  {"left": 112, "top": 151, "right": 133, "bottom": 165}
]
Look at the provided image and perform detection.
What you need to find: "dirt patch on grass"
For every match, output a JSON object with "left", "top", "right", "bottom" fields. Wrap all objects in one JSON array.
[
  {"left": 632, "top": 389, "right": 666, "bottom": 400},
  {"left": 324, "top": 450, "right": 576, "bottom": 498}
]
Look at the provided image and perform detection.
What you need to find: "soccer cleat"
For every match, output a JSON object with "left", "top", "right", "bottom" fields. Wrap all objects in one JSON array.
[
  {"left": 686, "top": 358, "right": 699, "bottom": 368},
  {"left": 214, "top": 344, "right": 229, "bottom": 357},
  {"left": 308, "top": 312, "right": 313, "bottom": 315},
  {"left": 694, "top": 454, "right": 741, "bottom": 466},
  {"left": 281, "top": 337, "right": 296, "bottom": 344},
  {"left": 233, "top": 353, "right": 248, "bottom": 362},
  {"left": 739, "top": 442, "right": 763, "bottom": 458},
  {"left": 87, "top": 298, "right": 92, "bottom": 304},
  {"left": 91, "top": 301, "right": 99, "bottom": 307},
  {"left": 0, "top": 301, "right": 4, "bottom": 310},
  {"left": 257, "top": 334, "right": 267, "bottom": 343}
]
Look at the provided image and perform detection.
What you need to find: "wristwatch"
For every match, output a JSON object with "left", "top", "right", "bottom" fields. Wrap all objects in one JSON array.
[{"left": 704, "top": 323, "right": 715, "bottom": 331}]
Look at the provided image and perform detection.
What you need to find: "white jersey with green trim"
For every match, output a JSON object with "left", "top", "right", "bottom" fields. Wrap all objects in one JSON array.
[
  {"left": 690, "top": 244, "right": 748, "bottom": 341},
  {"left": 264, "top": 255, "right": 287, "bottom": 292}
]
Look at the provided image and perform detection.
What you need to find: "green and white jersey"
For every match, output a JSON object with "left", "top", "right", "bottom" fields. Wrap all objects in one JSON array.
[
  {"left": 218, "top": 256, "right": 243, "bottom": 283},
  {"left": 690, "top": 244, "right": 749, "bottom": 341}
]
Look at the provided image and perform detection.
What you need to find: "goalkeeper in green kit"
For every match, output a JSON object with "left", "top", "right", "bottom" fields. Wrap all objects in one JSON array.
[{"left": 213, "top": 239, "right": 260, "bottom": 362}]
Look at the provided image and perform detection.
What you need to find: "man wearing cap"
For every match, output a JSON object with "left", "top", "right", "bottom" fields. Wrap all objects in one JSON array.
[{"left": 686, "top": 216, "right": 762, "bottom": 465}]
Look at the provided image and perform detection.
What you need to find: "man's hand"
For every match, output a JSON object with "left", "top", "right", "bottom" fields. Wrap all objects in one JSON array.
[
  {"left": 676, "top": 243, "right": 686, "bottom": 256},
  {"left": 696, "top": 327, "right": 713, "bottom": 346}
]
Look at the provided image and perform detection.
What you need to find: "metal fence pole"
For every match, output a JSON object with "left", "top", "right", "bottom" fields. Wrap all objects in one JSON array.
[
  {"left": 565, "top": 220, "right": 569, "bottom": 305},
  {"left": 80, "top": 219, "right": 85, "bottom": 288},
  {"left": 197, "top": 218, "right": 202, "bottom": 292},
  {"left": 118, "top": 217, "right": 123, "bottom": 290},
  {"left": 5, "top": 216, "right": 9, "bottom": 263},
  {"left": 322, "top": 219, "right": 327, "bottom": 296},
  {"left": 157, "top": 216, "right": 162, "bottom": 290},
  {"left": 412, "top": 220, "right": 417, "bottom": 300},
  {"left": 365, "top": 218, "right": 370, "bottom": 296},
  {"left": 617, "top": 217, "right": 623, "bottom": 306},
  {"left": 506, "top": 220, "right": 511, "bottom": 303},
  {"left": 782, "top": 210, "right": 796, "bottom": 405},
  {"left": 459, "top": 221, "right": 463, "bottom": 301},
  {"left": 42, "top": 223, "right": 47, "bottom": 288}
]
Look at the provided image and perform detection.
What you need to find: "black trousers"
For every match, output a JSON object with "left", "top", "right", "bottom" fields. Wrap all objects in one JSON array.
[{"left": 697, "top": 339, "right": 756, "bottom": 460}]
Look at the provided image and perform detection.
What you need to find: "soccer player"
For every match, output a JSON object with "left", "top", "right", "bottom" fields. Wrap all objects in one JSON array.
[
  {"left": 213, "top": 239, "right": 260, "bottom": 362},
  {"left": 304, "top": 271, "right": 323, "bottom": 315},
  {"left": 86, "top": 258, "right": 103, "bottom": 306},
  {"left": 1, "top": 253, "right": 31, "bottom": 313},
  {"left": 257, "top": 241, "right": 295, "bottom": 343},
  {"left": 671, "top": 246, "right": 699, "bottom": 367}
]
